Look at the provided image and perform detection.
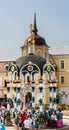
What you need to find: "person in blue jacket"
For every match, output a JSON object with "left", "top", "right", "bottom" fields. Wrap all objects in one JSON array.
[
  {"left": 0, "top": 123, "right": 6, "bottom": 130},
  {"left": 33, "top": 116, "right": 39, "bottom": 129}
]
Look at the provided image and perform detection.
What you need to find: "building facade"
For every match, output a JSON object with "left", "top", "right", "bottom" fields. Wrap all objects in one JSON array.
[
  {"left": 0, "top": 14, "right": 69, "bottom": 110},
  {"left": 50, "top": 48, "right": 69, "bottom": 104}
]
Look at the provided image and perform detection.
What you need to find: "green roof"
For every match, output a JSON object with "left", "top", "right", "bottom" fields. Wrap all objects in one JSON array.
[{"left": 16, "top": 53, "right": 46, "bottom": 75}]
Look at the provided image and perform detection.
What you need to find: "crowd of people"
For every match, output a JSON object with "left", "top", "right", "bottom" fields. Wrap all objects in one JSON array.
[
  {"left": 13, "top": 105, "right": 63, "bottom": 130},
  {"left": 0, "top": 101, "right": 64, "bottom": 130},
  {"left": 0, "top": 102, "right": 6, "bottom": 124}
]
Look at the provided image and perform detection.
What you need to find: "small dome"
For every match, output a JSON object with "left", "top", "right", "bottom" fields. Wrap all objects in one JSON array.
[{"left": 16, "top": 53, "right": 46, "bottom": 75}]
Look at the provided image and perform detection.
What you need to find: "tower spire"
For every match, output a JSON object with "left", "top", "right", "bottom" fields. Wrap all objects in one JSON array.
[{"left": 33, "top": 12, "right": 38, "bottom": 34}]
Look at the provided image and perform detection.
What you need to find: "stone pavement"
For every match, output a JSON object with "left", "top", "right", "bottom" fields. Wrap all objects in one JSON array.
[
  {"left": 5, "top": 126, "right": 69, "bottom": 130},
  {"left": 5, "top": 116, "right": 69, "bottom": 130},
  {"left": 5, "top": 126, "right": 16, "bottom": 130}
]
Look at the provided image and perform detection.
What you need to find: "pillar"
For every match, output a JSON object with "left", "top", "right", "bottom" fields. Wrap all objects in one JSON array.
[
  {"left": 49, "top": 87, "right": 53, "bottom": 109},
  {"left": 17, "top": 88, "right": 20, "bottom": 111},
  {"left": 13, "top": 87, "right": 17, "bottom": 110},
  {"left": 23, "top": 95, "right": 25, "bottom": 108},
  {"left": 53, "top": 87, "right": 57, "bottom": 110},
  {"left": 7, "top": 87, "right": 10, "bottom": 110},
  {"left": 39, "top": 88, "right": 43, "bottom": 112},
  {"left": 32, "top": 87, "right": 35, "bottom": 108}
]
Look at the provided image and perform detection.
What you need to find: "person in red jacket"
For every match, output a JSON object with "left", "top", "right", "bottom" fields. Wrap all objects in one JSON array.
[{"left": 20, "top": 111, "right": 27, "bottom": 129}]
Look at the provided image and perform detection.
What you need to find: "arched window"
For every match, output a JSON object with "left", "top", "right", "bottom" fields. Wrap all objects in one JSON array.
[{"left": 36, "top": 49, "right": 42, "bottom": 57}]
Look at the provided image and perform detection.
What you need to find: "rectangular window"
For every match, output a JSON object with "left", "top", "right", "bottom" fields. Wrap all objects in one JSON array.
[
  {"left": 45, "top": 52, "right": 47, "bottom": 58},
  {"left": 61, "top": 76, "right": 64, "bottom": 84},
  {"left": 32, "top": 97, "right": 35, "bottom": 102},
  {"left": 39, "top": 88, "right": 43, "bottom": 93},
  {"left": 32, "top": 74, "right": 34, "bottom": 81},
  {"left": 32, "top": 87, "right": 35, "bottom": 92},
  {"left": 49, "top": 73, "right": 51, "bottom": 80},
  {"left": 27, "top": 76, "right": 30, "bottom": 83},
  {"left": 4, "top": 80, "right": 7, "bottom": 87},
  {"left": 61, "top": 60, "right": 64, "bottom": 69}
]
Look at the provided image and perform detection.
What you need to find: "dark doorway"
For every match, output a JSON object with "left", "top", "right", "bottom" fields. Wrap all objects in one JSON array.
[{"left": 25, "top": 92, "right": 32, "bottom": 104}]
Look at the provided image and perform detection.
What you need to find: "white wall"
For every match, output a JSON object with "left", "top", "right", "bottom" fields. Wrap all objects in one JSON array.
[{"left": 58, "top": 87, "right": 69, "bottom": 104}]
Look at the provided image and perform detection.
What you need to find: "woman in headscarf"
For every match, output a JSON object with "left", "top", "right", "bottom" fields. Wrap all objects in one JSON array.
[{"left": 57, "top": 109, "right": 63, "bottom": 128}]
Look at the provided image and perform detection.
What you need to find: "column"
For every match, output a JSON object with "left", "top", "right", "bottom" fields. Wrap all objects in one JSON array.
[
  {"left": 7, "top": 87, "right": 10, "bottom": 110},
  {"left": 17, "top": 88, "right": 21, "bottom": 111},
  {"left": 49, "top": 87, "right": 53, "bottom": 109},
  {"left": 39, "top": 88, "right": 43, "bottom": 112},
  {"left": 23, "top": 95, "right": 25, "bottom": 108},
  {"left": 13, "top": 87, "right": 17, "bottom": 110},
  {"left": 53, "top": 87, "right": 57, "bottom": 110},
  {"left": 32, "top": 87, "right": 35, "bottom": 108},
  {"left": 39, "top": 98, "right": 43, "bottom": 112}
]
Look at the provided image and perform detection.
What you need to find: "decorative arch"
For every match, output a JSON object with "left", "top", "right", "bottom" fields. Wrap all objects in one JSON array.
[
  {"left": 20, "top": 62, "right": 40, "bottom": 76},
  {"left": 20, "top": 62, "right": 40, "bottom": 83},
  {"left": 25, "top": 92, "right": 32, "bottom": 104},
  {"left": 8, "top": 62, "right": 18, "bottom": 80},
  {"left": 43, "top": 62, "right": 55, "bottom": 80}
]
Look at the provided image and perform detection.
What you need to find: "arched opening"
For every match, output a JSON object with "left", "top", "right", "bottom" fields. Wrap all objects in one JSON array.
[{"left": 25, "top": 92, "right": 32, "bottom": 104}]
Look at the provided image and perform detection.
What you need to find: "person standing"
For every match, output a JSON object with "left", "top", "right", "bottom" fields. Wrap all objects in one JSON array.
[
  {"left": 47, "top": 111, "right": 51, "bottom": 128},
  {"left": 32, "top": 117, "right": 39, "bottom": 130},
  {"left": 57, "top": 109, "right": 63, "bottom": 128},
  {"left": 24, "top": 116, "right": 32, "bottom": 130},
  {"left": 18, "top": 119, "right": 23, "bottom": 130},
  {"left": 0, "top": 123, "right": 6, "bottom": 130},
  {"left": 50, "top": 111, "right": 57, "bottom": 128}
]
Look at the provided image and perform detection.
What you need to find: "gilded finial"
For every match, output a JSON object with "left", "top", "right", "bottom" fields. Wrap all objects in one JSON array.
[
  {"left": 28, "top": 37, "right": 35, "bottom": 45},
  {"left": 28, "top": 24, "right": 35, "bottom": 45}
]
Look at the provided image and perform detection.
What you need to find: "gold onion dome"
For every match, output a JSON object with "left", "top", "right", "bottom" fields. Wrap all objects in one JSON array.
[{"left": 22, "top": 13, "right": 49, "bottom": 47}]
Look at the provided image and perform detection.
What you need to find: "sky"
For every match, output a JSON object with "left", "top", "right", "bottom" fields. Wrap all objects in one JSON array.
[{"left": 0, "top": 0, "right": 69, "bottom": 61}]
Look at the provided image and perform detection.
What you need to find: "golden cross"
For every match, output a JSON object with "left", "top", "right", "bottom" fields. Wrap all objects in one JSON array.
[{"left": 30, "top": 24, "right": 33, "bottom": 33}]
